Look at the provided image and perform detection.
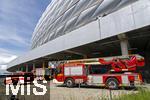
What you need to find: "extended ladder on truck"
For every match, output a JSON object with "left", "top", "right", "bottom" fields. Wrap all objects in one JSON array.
[{"left": 65, "top": 54, "right": 144, "bottom": 72}]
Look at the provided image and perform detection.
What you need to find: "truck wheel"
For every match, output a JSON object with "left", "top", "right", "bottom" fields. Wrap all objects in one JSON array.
[
  {"left": 65, "top": 78, "right": 74, "bottom": 88},
  {"left": 106, "top": 78, "right": 119, "bottom": 90}
]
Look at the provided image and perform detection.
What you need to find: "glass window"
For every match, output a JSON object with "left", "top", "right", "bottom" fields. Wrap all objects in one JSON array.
[
  {"left": 56, "top": 67, "right": 62, "bottom": 74},
  {"left": 89, "top": 65, "right": 110, "bottom": 74}
]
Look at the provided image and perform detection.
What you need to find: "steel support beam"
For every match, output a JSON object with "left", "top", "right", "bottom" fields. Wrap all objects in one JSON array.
[
  {"left": 26, "top": 64, "right": 28, "bottom": 72},
  {"left": 42, "top": 61, "right": 45, "bottom": 78},
  {"left": 33, "top": 63, "right": 35, "bottom": 71}
]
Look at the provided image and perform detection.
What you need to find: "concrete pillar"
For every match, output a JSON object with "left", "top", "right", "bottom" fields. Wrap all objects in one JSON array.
[
  {"left": 33, "top": 63, "right": 35, "bottom": 71},
  {"left": 32, "top": 63, "right": 36, "bottom": 76},
  {"left": 118, "top": 34, "right": 129, "bottom": 55},
  {"left": 26, "top": 64, "right": 28, "bottom": 72},
  {"left": 120, "top": 39, "right": 128, "bottom": 55},
  {"left": 42, "top": 62, "right": 45, "bottom": 78},
  {"left": 21, "top": 65, "right": 24, "bottom": 72},
  {"left": 17, "top": 67, "right": 19, "bottom": 71}
]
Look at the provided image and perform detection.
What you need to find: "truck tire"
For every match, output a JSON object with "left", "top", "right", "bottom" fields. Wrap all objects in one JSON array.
[
  {"left": 106, "top": 78, "right": 119, "bottom": 89},
  {"left": 65, "top": 78, "right": 75, "bottom": 88}
]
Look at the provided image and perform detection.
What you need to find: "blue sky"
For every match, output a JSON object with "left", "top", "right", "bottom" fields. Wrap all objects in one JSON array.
[{"left": 0, "top": 0, "right": 51, "bottom": 70}]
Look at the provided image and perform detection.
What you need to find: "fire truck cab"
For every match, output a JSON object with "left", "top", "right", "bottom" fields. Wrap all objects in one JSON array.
[{"left": 53, "top": 55, "right": 144, "bottom": 89}]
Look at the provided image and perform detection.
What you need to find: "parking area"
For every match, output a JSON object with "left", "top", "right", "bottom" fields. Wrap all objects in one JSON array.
[{"left": 50, "top": 81, "right": 138, "bottom": 100}]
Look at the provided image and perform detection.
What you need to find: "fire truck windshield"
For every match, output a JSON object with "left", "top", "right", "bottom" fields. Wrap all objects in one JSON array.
[{"left": 56, "top": 67, "right": 62, "bottom": 75}]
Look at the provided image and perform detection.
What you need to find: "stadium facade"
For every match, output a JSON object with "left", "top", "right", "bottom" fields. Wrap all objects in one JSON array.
[
  {"left": 8, "top": 0, "right": 150, "bottom": 82},
  {"left": 31, "top": 0, "right": 137, "bottom": 49}
]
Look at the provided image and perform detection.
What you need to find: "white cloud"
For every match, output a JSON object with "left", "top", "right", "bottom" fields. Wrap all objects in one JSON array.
[
  {"left": 0, "top": 48, "right": 17, "bottom": 70},
  {"left": 0, "top": 25, "right": 30, "bottom": 46},
  {"left": 0, "top": 53, "right": 17, "bottom": 65},
  {"left": 0, "top": 65, "right": 7, "bottom": 70}
]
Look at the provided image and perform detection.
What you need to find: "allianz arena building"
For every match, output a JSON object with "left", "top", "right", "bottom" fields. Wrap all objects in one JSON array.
[
  {"left": 31, "top": 0, "right": 137, "bottom": 49},
  {"left": 8, "top": 0, "right": 150, "bottom": 82}
]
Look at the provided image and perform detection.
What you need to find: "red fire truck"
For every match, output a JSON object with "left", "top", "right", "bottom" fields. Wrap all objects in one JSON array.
[
  {"left": 4, "top": 72, "right": 34, "bottom": 85},
  {"left": 53, "top": 55, "right": 145, "bottom": 89}
]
